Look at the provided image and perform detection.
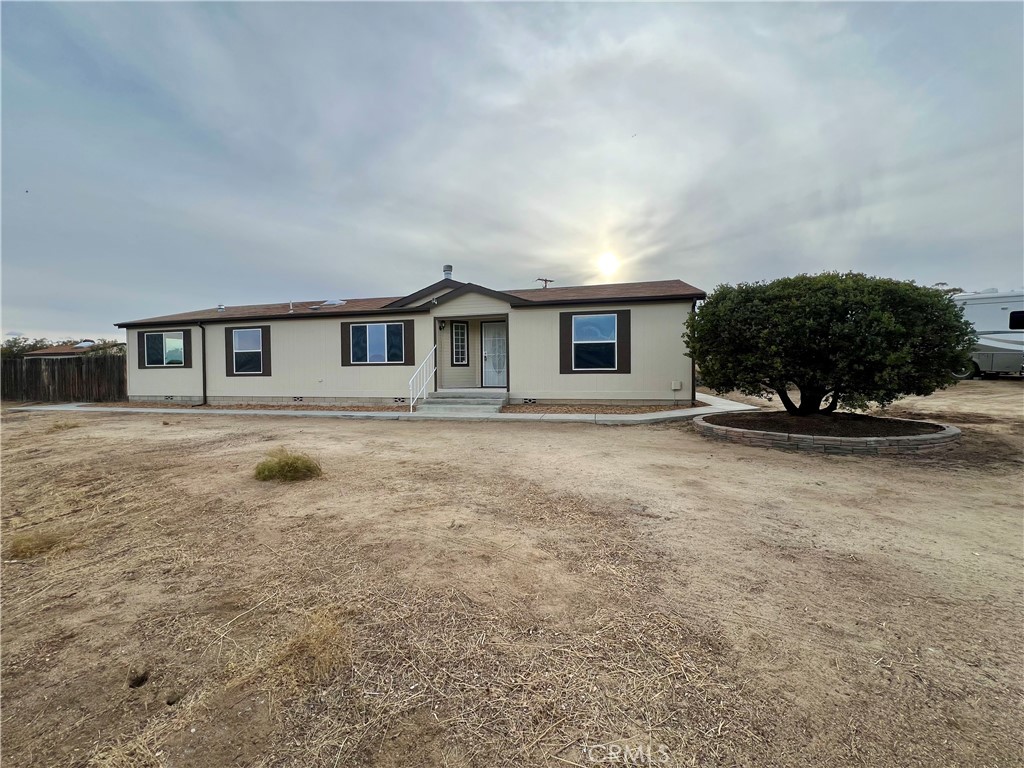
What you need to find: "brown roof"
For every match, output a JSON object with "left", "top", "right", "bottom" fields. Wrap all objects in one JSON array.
[
  {"left": 24, "top": 341, "right": 125, "bottom": 357},
  {"left": 504, "top": 279, "right": 704, "bottom": 304},
  {"left": 115, "top": 279, "right": 704, "bottom": 327},
  {"left": 115, "top": 297, "right": 405, "bottom": 327},
  {"left": 23, "top": 344, "right": 88, "bottom": 357}
]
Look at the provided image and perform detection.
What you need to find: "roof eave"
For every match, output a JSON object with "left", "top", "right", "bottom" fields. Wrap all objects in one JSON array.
[
  {"left": 114, "top": 304, "right": 433, "bottom": 328},
  {"left": 512, "top": 293, "right": 705, "bottom": 308}
]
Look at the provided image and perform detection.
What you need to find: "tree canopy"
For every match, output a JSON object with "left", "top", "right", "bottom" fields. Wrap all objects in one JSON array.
[{"left": 685, "top": 272, "right": 976, "bottom": 415}]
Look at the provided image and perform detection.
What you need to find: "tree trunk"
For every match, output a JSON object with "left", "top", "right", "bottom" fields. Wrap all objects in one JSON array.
[
  {"left": 776, "top": 385, "right": 828, "bottom": 415},
  {"left": 823, "top": 391, "right": 840, "bottom": 413},
  {"left": 775, "top": 387, "right": 800, "bottom": 415}
]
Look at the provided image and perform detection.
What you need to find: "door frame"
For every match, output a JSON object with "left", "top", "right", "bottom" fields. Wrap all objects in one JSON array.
[{"left": 480, "top": 320, "right": 508, "bottom": 389}]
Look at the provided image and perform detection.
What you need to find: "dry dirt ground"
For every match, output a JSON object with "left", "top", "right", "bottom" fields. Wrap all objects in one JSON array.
[{"left": 1, "top": 380, "right": 1021, "bottom": 767}]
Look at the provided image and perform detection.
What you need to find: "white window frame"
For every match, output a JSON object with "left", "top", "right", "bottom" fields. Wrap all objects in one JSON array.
[
  {"left": 232, "top": 328, "right": 263, "bottom": 374},
  {"left": 571, "top": 313, "right": 617, "bottom": 372},
  {"left": 350, "top": 322, "right": 405, "bottom": 364},
  {"left": 452, "top": 321, "right": 469, "bottom": 366},
  {"left": 144, "top": 331, "right": 185, "bottom": 367}
]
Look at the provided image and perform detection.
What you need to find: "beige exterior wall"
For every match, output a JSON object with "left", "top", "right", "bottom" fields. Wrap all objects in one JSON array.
[
  {"left": 508, "top": 301, "right": 694, "bottom": 401},
  {"left": 437, "top": 319, "right": 483, "bottom": 388},
  {"left": 205, "top": 314, "right": 433, "bottom": 400},
  {"left": 126, "top": 327, "right": 204, "bottom": 401}
]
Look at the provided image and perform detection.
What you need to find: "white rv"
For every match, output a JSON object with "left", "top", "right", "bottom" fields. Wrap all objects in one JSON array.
[{"left": 951, "top": 290, "right": 1024, "bottom": 378}]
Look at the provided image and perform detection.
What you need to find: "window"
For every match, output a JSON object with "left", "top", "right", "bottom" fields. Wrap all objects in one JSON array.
[
  {"left": 559, "top": 310, "right": 631, "bottom": 374},
  {"left": 350, "top": 323, "right": 405, "bottom": 363},
  {"left": 225, "top": 326, "right": 272, "bottom": 376},
  {"left": 138, "top": 329, "right": 191, "bottom": 369},
  {"left": 145, "top": 332, "right": 184, "bottom": 366},
  {"left": 1010, "top": 311, "right": 1024, "bottom": 330},
  {"left": 572, "top": 314, "right": 617, "bottom": 370},
  {"left": 341, "top": 320, "right": 415, "bottom": 366},
  {"left": 233, "top": 329, "right": 263, "bottom": 373},
  {"left": 451, "top": 321, "right": 469, "bottom": 366}
]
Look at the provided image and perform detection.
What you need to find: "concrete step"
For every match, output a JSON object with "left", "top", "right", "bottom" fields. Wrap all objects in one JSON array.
[
  {"left": 428, "top": 390, "right": 507, "bottom": 401},
  {"left": 422, "top": 397, "right": 508, "bottom": 406},
  {"left": 415, "top": 403, "right": 504, "bottom": 414}
]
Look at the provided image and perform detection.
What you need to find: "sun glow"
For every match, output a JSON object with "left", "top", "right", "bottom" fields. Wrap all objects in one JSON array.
[{"left": 597, "top": 252, "right": 619, "bottom": 277}]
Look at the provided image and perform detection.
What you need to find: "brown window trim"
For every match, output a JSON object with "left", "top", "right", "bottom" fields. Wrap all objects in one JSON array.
[
  {"left": 137, "top": 328, "right": 193, "bottom": 369},
  {"left": 558, "top": 310, "right": 631, "bottom": 374},
  {"left": 225, "top": 325, "right": 272, "bottom": 377},
  {"left": 450, "top": 321, "right": 469, "bottom": 367},
  {"left": 340, "top": 319, "right": 416, "bottom": 366}
]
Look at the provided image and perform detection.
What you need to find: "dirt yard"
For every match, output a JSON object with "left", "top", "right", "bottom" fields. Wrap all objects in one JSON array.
[{"left": 2, "top": 380, "right": 1021, "bottom": 767}]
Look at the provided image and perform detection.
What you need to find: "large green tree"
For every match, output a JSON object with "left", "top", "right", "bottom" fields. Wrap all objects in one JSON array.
[{"left": 686, "top": 272, "right": 976, "bottom": 415}]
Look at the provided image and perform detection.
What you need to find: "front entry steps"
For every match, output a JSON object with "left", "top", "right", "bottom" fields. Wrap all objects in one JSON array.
[{"left": 415, "top": 389, "right": 508, "bottom": 414}]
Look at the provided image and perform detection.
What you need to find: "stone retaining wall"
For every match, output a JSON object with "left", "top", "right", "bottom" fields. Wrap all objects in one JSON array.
[{"left": 693, "top": 415, "right": 960, "bottom": 455}]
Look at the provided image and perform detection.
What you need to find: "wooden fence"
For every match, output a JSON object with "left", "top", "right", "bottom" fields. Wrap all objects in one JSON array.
[{"left": 1, "top": 356, "right": 127, "bottom": 402}]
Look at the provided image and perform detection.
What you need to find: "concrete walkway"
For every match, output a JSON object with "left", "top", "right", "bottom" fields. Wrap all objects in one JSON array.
[{"left": 10, "top": 393, "right": 757, "bottom": 425}]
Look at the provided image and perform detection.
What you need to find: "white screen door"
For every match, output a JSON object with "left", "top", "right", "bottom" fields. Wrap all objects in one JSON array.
[{"left": 481, "top": 322, "right": 507, "bottom": 387}]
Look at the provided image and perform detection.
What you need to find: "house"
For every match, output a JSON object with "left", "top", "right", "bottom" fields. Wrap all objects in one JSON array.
[
  {"left": 114, "top": 266, "right": 705, "bottom": 407},
  {"left": 23, "top": 340, "right": 125, "bottom": 359}
]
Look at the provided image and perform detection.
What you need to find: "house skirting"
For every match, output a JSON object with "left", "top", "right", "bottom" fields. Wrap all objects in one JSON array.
[
  {"left": 129, "top": 395, "right": 410, "bottom": 406},
  {"left": 129, "top": 395, "right": 205, "bottom": 405}
]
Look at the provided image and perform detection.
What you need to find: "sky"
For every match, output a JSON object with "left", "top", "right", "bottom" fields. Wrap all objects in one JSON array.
[{"left": 2, "top": 2, "right": 1022, "bottom": 341}]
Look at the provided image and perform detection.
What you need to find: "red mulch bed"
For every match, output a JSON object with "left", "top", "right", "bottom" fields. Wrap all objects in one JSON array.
[{"left": 704, "top": 411, "right": 944, "bottom": 438}]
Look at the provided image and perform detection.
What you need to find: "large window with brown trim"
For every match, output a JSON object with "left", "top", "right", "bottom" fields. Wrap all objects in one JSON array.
[
  {"left": 559, "top": 310, "right": 631, "bottom": 374},
  {"left": 572, "top": 314, "right": 617, "bottom": 370},
  {"left": 451, "top": 321, "right": 469, "bottom": 366},
  {"left": 341, "top": 320, "right": 415, "bottom": 366},
  {"left": 351, "top": 323, "right": 404, "bottom": 363},
  {"left": 146, "top": 332, "right": 184, "bottom": 366},
  {"left": 138, "top": 328, "right": 192, "bottom": 369},
  {"left": 225, "top": 326, "right": 272, "bottom": 376}
]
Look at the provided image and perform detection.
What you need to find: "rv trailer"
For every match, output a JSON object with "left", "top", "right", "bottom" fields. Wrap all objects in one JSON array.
[{"left": 951, "top": 290, "right": 1024, "bottom": 378}]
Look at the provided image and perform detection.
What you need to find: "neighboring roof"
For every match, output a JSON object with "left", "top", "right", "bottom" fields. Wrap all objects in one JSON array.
[
  {"left": 24, "top": 342, "right": 125, "bottom": 357},
  {"left": 23, "top": 344, "right": 88, "bottom": 357},
  {"left": 115, "top": 279, "right": 705, "bottom": 328}
]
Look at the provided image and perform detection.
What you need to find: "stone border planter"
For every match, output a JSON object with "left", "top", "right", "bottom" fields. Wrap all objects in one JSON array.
[{"left": 693, "top": 415, "right": 960, "bottom": 455}]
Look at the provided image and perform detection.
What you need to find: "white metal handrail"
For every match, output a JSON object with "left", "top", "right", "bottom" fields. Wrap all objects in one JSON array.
[{"left": 408, "top": 345, "right": 437, "bottom": 412}]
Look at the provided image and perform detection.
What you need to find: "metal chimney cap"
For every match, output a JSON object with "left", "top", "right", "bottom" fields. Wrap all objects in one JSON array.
[{"left": 443, "top": 264, "right": 453, "bottom": 279}]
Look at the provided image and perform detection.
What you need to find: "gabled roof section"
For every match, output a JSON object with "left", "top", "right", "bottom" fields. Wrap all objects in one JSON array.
[
  {"left": 431, "top": 283, "right": 529, "bottom": 308},
  {"left": 385, "top": 278, "right": 464, "bottom": 308}
]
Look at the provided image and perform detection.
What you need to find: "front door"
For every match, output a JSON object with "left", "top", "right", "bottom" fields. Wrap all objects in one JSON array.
[{"left": 481, "top": 321, "right": 508, "bottom": 387}]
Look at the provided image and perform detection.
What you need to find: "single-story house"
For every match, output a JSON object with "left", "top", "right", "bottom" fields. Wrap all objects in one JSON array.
[{"left": 114, "top": 267, "right": 705, "bottom": 407}]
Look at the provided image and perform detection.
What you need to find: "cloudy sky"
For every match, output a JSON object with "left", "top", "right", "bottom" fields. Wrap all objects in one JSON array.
[{"left": 3, "top": 2, "right": 1022, "bottom": 340}]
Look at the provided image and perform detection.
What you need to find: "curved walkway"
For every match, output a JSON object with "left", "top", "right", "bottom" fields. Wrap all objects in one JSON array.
[{"left": 10, "top": 393, "right": 757, "bottom": 426}]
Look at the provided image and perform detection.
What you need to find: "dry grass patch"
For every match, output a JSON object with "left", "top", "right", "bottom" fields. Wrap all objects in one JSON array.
[
  {"left": 254, "top": 447, "right": 323, "bottom": 482},
  {"left": 48, "top": 420, "right": 81, "bottom": 433},
  {"left": 4, "top": 530, "right": 69, "bottom": 560},
  {"left": 271, "top": 611, "right": 352, "bottom": 688}
]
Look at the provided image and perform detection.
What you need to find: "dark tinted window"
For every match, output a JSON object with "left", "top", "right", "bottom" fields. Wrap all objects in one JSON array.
[{"left": 1010, "top": 311, "right": 1024, "bottom": 330}]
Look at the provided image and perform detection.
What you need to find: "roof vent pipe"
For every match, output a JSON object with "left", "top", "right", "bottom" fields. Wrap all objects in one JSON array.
[
  {"left": 217, "top": 304, "right": 226, "bottom": 312},
  {"left": 443, "top": 264, "right": 453, "bottom": 280}
]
